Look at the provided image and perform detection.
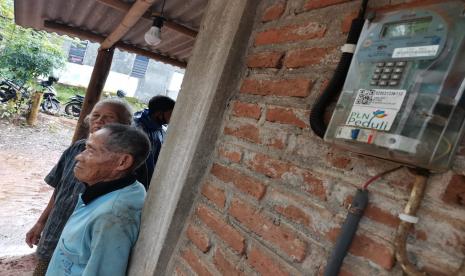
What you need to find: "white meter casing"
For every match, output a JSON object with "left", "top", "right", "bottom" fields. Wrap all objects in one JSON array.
[{"left": 325, "top": 1, "right": 465, "bottom": 172}]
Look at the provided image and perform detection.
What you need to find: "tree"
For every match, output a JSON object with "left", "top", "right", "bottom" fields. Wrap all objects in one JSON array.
[{"left": 0, "top": 0, "right": 66, "bottom": 86}]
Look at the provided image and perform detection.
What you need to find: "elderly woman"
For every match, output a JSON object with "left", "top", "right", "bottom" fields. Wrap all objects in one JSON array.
[{"left": 25, "top": 99, "right": 133, "bottom": 276}]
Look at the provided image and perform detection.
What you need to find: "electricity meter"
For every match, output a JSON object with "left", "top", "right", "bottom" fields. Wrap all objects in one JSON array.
[{"left": 325, "top": 1, "right": 465, "bottom": 172}]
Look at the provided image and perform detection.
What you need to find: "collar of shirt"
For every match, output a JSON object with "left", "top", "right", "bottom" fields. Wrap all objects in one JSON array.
[{"left": 81, "top": 174, "right": 136, "bottom": 205}]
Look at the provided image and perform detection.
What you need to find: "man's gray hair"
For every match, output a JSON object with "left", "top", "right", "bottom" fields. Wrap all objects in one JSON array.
[
  {"left": 93, "top": 98, "right": 133, "bottom": 125},
  {"left": 101, "top": 124, "right": 150, "bottom": 171}
]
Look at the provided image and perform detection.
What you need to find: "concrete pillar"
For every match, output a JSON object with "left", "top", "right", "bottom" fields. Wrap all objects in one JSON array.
[
  {"left": 127, "top": 0, "right": 259, "bottom": 275},
  {"left": 71, "top": 47, "right": 115, "bottom": 142}
]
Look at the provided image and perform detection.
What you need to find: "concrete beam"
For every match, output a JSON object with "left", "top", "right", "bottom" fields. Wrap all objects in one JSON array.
[{"left": 127, "top": 0, "right": 259, "bottom": 275}]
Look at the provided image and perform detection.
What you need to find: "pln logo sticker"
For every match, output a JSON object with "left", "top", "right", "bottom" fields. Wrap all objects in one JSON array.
[
  {"left": 346, "top": 108, "right": 391, "bottom": 131},
  {"left": 373, "top": 109, "right": 387, "bottom": 119}
]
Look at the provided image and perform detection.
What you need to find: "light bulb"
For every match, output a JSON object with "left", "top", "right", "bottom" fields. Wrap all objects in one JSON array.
[{"left": 145, "top": 26, "right": 161, "bottom": 46}]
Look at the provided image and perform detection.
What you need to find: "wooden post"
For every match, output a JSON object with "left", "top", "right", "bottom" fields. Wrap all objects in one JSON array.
[
  {"left": 26, "top": 91, "right": 43, "bottom": 126},
  {"left": 71, "top": 47, "right": 115, "bottom": 143}
]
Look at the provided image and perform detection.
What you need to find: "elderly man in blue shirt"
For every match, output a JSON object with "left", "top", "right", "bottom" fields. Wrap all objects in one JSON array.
[{"left": 46, "top": 124, "right": 150, "bottom": 276}]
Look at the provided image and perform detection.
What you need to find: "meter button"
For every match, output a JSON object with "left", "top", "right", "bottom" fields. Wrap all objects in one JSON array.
[
  {"left": 394, "top": 67, "right": 403, "bottom": 73},
  {"left": 386, "top": 62, "right": 395, "bottom": 67},
  {"left": 370, "top": 80, "right": 378, "bottom": 86},
  {"left": 389, "top": 81, "right": 398, "bottom": 86},
  {"left": 381, "top": 74, "right": 390, "bottom": 80},
  {"left": 379, "top": 80, "right": 388, "bottom": 86},
  {"left": 395, "top": 61, "right": 406, "bottom": 67},
  {"left": 372, "top": 74, "right": 380, "bottom": 80},
  {"left": 383, "top": 68, "right": 392, "bottom": 73},
  {"left": 392, "top": 74, "right": 401, "bottom": 80},
  {"left": 376, "top": 62, "right": 385, "bottom": 67}
]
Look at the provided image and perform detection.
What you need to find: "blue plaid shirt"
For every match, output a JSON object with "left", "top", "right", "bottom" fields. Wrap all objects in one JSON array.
[{"left": 36, "top": 140, "right": 86, "bottom": 260}]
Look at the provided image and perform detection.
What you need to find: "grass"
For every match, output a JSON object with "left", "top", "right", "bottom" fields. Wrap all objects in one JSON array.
[
  {"left": 54, "top": 83, "right": 85, "bottom": 103},
  {"left": 54, "top": 84, "right": 146, "bottom": 112}
]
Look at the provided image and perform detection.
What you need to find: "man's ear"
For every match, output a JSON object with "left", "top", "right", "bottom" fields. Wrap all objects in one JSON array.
[{"left": 115, "top": 153, "right": 134, "bottom": 172}]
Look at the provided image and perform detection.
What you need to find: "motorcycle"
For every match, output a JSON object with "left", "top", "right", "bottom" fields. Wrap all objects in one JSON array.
[
  {"left": 0, "top": 79, "right": 30, "bottom": 103},
  {"left": 40, "top": 76, "right": 60, "bottom": 115},
  {"left": 64, "top": 89, "right": 126, "bottom": 118},
  {"left": 64, "top": 94, "right": 84, "bottom": 117}
]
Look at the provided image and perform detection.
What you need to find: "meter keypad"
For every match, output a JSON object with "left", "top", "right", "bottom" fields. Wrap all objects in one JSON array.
[
  {"left": 391, "top": 74, "right": 401, "bottom": 80},
  {"left": 371, "top": 61, "right": 407, "bottom": 87}
]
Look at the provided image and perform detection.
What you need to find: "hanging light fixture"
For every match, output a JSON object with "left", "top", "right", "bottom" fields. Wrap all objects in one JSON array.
[{"left": 145, "top": 0, "right": 166, "bottom": 46}]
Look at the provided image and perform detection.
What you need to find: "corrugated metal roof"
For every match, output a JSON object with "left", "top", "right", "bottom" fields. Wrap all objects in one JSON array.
[{"left": 13, "top": 0, "right": 208, "bottom": 66}]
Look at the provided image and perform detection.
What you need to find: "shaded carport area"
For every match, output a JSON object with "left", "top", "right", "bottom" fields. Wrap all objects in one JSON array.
[{"left": 13, "top": 0, "right": 257, "bottom": 274}]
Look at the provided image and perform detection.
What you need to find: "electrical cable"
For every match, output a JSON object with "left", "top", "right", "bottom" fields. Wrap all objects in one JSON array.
[
  {"left": 362, "top": 166, "right": 403, "bottom": 190},
  {"left": 309, "top": 0, "right": 369, "bottom": 138}
]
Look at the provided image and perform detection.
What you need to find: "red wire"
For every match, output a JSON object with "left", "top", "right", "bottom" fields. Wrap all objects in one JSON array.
[{"left": 362, "top": 166, "right": 403, "bottom": 190}]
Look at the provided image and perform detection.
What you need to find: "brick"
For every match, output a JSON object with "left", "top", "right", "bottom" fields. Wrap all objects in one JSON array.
[
  {"left": 175, "top": 266, "right": 188, "bottom": 276},
  {"left": 255, "top": 22, "right": 326, "bottom": 46},
  {"left": 230, "top": 197, "right": 307, "bottom": 261},
  {"left": 262, "top": 1, "right": 286, "bottom": 22},
  {"left": 232, "top": 101, "right": 261, "bottom": 119},
  {"left": 326, "top": 229, "right": 395, "bottom": 269},
  {"left": 245, "top": 153, "right": 326, "bottom": 200},
  {"left": 301, "top": 169, "right": 326, "bottom": 200},
  {"left": 213, "top": 248, "right": 244, "bottom": 276},
  {"left": 240, "top": 78, "right": 312, "bottom": 98},
  {"left": 344, "top": 195, "right": 399, "bottom": 228},
  {"left": 326, "top": 151, "right": 352, "bottom": 169},
  {"left": 201, "top": 181, "right": 226, "bottom": 209},
  {"left": 341, "top": 11, "right": 358, "bottom": 33},
  {"left": 247, "top": 244, "right": 291, "bottom": 276},
  {"left": 245, "top": 153, "right": 291, "bottom": 179},
  {"left": 284, "top": 47, "right": 334, "bottom": 68},
  {"left": 197, "top": 204, "right": 245, "bottom": 254},
  {"left": 224, "top": 122, "right": 261, "bottom": 144},
  {"left": 181, "top": 247, "right": 214, "bottom": 276},
  {"left": 304, "top": 0, "right": 350, "bottom": 10},
  {"left": 365, "top": 204, "right": 399, "bottom": 228},
  {"left": 268, "top": 187, "right": 333, "bottom": 228},
  {"left": 262, "top": 127, "right": 287, "bottom": 150},
  {"left": 266, "top": 106, "right": 309, "bottom": 129},
  {"left": 442, "top": 174, "right": 465, "bottom": 206},
  {"left": 211, "top": 163, "right": 267, "bottom": 200},
  {"left": 218, "top": 145, "right": 242, "bottom": 164},
  {"left": 247, "top": 51, "right": 284, "bottom": 68},
  {"left": 275, "top": 204, "right": 311, "bottom": 226},
  {"left": 186, "top": 224, "right": 211, "bottom": 253}
]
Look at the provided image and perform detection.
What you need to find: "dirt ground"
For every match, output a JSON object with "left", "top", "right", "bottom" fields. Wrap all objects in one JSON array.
[{"left": 0, "top": 113, "right": 76, "bottom": 275}]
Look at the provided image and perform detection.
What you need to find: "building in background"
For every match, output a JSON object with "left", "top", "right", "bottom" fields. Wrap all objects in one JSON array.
[{"left": 58, "top": 39, "right": 184, "bottom": 101}]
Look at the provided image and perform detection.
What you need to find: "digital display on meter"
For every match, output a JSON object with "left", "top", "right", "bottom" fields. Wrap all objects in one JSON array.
[{"left": 382, "top": 18, "right": 432, "bottom": 38}]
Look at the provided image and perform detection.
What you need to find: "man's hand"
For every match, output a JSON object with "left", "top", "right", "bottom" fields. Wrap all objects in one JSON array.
[{"left": 25, "top": 222, "right": 44, "bottom": 248}]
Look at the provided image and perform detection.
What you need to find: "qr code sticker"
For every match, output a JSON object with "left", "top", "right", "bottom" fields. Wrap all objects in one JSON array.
[{"left": 355, "top": 89, "right": 375, "bottom": 105}]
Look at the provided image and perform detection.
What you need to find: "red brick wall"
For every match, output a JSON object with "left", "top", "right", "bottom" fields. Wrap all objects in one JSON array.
[{"left": 171, "top": 0, "right": 465, "bottom": 275}]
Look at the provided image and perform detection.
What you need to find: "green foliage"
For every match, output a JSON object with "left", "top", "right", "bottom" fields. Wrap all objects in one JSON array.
[
  {"left": 54, "top": 83, "right": 86, "bottom": 103},
  {"left": 0, "top": 1, "right": 66, "bottom": 86},
  {"left": 56, "top": 84, "right": 146, "bottom": 114}
]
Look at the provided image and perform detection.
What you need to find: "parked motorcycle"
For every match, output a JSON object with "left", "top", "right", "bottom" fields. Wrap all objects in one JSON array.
[
  {"left": 0, "top": 79, "right": 30, "bottom": 103},
  {"left": 40, "top": 76, "right": 60, "bottom": 115},
  {"left": 64, "top": 94, "right": 84, "bottom": 117},
  {"left": 64, "top": 89, "right": 126, "bottom": 118}
]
